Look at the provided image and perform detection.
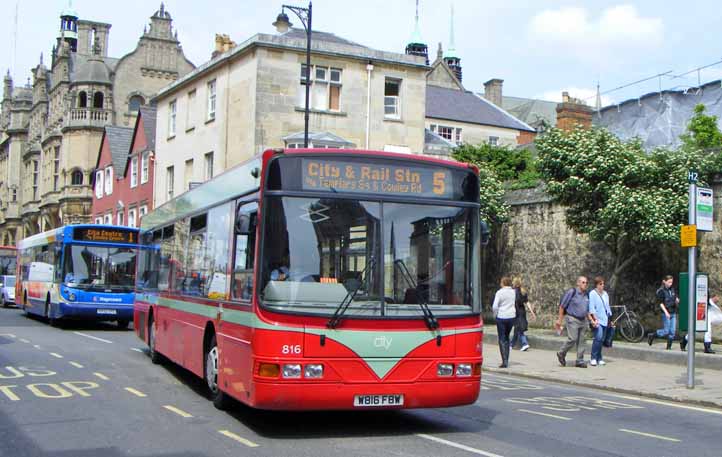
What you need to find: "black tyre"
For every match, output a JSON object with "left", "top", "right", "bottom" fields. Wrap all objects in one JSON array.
[
  {"left": 148, "top": 316, "right": 164, "bottom": 364},
  {"left": 22, "top": 292, "right": 30, "bottom": 317},
  {"left": 619, "top": 313, "right": 645, "bottom": 343},
  {"left": 46, "top": 299, "right": 61, "bottom": 328},
  {"left": 205, "top": 334, "right": 232, "bottom": 410},
  {"left": 117, "top": 320, "right": 130, "bottom": 330},
  {"left": 1, "top": 294, "right": 7, "bottom": 308}
]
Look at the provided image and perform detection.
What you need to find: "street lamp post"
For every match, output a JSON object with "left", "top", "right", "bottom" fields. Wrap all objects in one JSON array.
[{"left": 273, "top": 2, "right": 312, "bottom": 148}]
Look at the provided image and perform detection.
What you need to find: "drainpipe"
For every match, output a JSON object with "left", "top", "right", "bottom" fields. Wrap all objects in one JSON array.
[{"left": 365, "top": 62, "right": 374, "bottom": 149}]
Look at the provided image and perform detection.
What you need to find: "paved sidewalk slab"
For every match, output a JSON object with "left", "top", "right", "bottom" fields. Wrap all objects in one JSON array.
[{"left": 483, "top": 342, "right": 722, "bottom": 409}]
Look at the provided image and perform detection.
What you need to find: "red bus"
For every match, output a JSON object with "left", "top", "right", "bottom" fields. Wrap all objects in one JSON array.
[{"left": 134, "top": 149, "right": 483, "bottom": 410}]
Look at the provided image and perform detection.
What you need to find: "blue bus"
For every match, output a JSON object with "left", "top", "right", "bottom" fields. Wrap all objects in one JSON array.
[{"left": 16, "top": 225, "right": 139, "bottom": 328}]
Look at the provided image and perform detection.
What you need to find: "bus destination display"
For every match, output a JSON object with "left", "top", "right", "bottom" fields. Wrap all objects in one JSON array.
[
  {"left": 74, "top": 228, "right": 137, "bottom": 244},
  {"left": 302, "top": 159, "right": 453, "bottom": 198}
]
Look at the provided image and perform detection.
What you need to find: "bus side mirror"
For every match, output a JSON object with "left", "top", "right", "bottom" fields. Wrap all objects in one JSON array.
[
  {"left": 480, "top": 220, "right": 491, "bottom": 246},
  {"left": 236, "top": 213, "right": 251, "bottom": 234}
]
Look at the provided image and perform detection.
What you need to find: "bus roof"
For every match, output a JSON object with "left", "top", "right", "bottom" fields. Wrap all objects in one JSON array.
[{"left": 141, "top": 148, "right": 475, "bottom": 231}]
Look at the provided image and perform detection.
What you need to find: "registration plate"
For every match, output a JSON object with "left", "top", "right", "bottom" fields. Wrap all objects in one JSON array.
[
  {"left": 354, "top": 394, "right": 404, "bottom": 407},
  {"left": 97, "top": 309, "right": 117, "bottom": 315}
]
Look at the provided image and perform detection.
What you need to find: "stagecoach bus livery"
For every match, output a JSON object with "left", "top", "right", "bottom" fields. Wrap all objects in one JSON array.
[
  {"left": 17, "top": 225, "right": 139, "bottom": 328},
  {"left": 134, "top": 148, "right": 483, "bottom": 410}
]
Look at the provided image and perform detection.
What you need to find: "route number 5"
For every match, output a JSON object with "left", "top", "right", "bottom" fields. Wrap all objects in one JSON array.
[
  {"left": 282, "top": 345, "right": 302, "bottom": 354},
  {"left": 433, "top": 172, "right": 446, "bottom": 195}
]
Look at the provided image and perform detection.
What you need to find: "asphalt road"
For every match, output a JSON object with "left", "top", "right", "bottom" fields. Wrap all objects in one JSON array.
[{"left": 1, "top": 305, "right": 721, "bottom": 457}]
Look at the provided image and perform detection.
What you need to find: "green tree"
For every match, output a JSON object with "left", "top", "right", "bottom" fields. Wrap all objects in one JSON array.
[
  {"left": 453, "top": 143, "right": 540, "bottom": 189},
  {"left": 537, "top": 127, "right": 704, "bottom": 292},
  {"left": 679, "top": 103, "right": 722, "bottom": 178}
]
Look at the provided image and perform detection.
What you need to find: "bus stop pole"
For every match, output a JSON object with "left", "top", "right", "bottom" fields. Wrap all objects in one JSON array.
[{"left": 687, "top": 179, "right": 696, "bottom": 389}]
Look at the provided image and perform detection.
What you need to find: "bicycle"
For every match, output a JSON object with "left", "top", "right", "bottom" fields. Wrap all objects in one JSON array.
[{"left": 610, "top": 305, "right": 645, "bottom": 343}]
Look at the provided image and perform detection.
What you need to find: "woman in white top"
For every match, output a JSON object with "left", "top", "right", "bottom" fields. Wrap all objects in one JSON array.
[{"left": 493, "top": 276, "right": 517, "bottom": 368}]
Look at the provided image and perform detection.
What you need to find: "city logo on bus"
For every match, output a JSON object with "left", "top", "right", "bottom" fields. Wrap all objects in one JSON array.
[
  {"left": 373, "top": 336, "right": 393, "bottom": 350},
  {"left": 299, "top": 202, "right": 330, "bottom": 223}
]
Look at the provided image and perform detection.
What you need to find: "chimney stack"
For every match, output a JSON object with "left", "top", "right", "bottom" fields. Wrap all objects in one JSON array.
[
  {"left": 212, "top": 34, "right": 236, "bottom": 59},
  {"left": 483, "top": 78, "right": 503, "bottom": 107},
  {"left": 556, "top": 91, "right": 593, "bottom": 131}
]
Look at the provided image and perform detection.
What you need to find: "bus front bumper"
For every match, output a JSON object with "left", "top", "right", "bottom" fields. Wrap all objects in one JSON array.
[
  {"left": 247, "top": 379, "right": 481, "bottom": 411},
  {"left": 57, "top": 301, "right": 134, "bottom": 321}
]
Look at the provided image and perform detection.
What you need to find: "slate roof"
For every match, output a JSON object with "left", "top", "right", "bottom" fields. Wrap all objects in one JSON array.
[
  {"left": 426, "top": 86, "right": 535, "bottom": 132},
  {"left": 138, "top": 105, "right": 157, "bottom": 152},
  {"left": 501, "top": 96, "right": 557, "bottom": 130},
  {"left": 281, "top": 28, "right": 368, "bottom": 49},
  {"left": 102, "top": 126, "right": 134, "bottom": 175}
]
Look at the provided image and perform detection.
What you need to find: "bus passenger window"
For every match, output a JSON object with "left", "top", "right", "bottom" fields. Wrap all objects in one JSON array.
[{"left": 232, "top": 201, "right": 258, "bottom": 301}]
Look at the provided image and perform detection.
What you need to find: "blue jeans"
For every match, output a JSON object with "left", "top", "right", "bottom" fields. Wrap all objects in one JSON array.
[
  {"left": 656, "top": 313, "right": 677, "bottom": 339},
  {"left": 511, "top": 327, "right": 529, "bottom": 348},
  {"left": 591, "top": 325, "right": 606, "bottom": 361}
]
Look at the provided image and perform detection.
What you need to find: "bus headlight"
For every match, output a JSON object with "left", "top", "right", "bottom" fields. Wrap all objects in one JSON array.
[
  {"left": 304, "top": 364, "right": 324, "bottom": 378},
  {"left": 68, "top": 292, "right": 76, "bottom": 301},
  {"left": 282, "top": 364, "right": 302, "bottom": 378},
  {"left": 437, "top": 363, "right": 454, "bottom": 377},
  {"left": 456, "top": 363, "right": 472, "bottom": 377}
]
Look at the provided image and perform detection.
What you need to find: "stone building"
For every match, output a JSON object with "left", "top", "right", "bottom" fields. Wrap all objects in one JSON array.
[
  {"left": 0, "top": 3, "right": 193, "bottom": 243},
  {"left": 153, "top": 29, "right": 428, "bottom": 207}
]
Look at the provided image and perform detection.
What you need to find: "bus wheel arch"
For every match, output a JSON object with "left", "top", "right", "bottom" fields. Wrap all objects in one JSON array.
[
  {"left": 203, "top": 324, "right": 232, "bottom": 410},
  {"left": 46, "top": 295, "right": 60, "bottom": 327}
]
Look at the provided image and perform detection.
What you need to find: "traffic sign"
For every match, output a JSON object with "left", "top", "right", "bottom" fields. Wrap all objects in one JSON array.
[
  {"left": 681, "top": 225, "right": 697, "bottom": 247},
  {"left": 696, "top": 187, "right": 714, "bottom": 232}
]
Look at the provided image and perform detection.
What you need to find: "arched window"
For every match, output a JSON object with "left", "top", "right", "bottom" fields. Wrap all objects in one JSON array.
[
  {"left": 93, "top": 92, "right": 104, "bottom": 109},
  {"left": 71, "top": 170, "right": 83, "bottom": 185},
  {"left": 78, "top": 91, "right": 87, "bottom": 108},
  {"left": 128, "top": 95, "right": 145, "bottom": 112}
]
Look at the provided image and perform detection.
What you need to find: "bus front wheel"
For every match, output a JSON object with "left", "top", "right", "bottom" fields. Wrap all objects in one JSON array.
[
  {"left": 148, "top": 316, "right": 164, "bottom": 365},
  {"left": 205, "top": 334, "right": 232, "bottom": 410},
  {"left": 117, "top": 320, "right": 130, "bottom": 330},
  {"left": 46, "top": 299, "right": 61, "bottom": 328}
]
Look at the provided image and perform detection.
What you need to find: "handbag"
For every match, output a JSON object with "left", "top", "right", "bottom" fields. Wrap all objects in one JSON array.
[{"left": 603, "top": 325, "right": 615, "bottom": 348}]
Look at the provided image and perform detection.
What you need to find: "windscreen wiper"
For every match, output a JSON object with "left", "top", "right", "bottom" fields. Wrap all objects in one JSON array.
[
  {"left": 393, "top": 260, "right": 439, "bottom": 331},
  {"left": 327, "top": 256, "right": 375, "bottom": 329}
]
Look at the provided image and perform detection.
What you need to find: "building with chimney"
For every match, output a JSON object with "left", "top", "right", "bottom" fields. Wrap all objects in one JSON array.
[
  {"left": 152, "top": 29, "right": 428, "bottom": 207},
  {"left": 0, "top": 3, "right": 193, "bottom": 243}
]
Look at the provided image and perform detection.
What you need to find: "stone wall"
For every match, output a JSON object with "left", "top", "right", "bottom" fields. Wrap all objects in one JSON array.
[{"left": 485, "top": 180, "right": 722, "bottom": 330}]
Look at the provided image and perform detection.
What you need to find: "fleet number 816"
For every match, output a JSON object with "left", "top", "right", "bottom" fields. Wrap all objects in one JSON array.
[{"left": 282, "top": 345, "right": 302, "bottom": 354}]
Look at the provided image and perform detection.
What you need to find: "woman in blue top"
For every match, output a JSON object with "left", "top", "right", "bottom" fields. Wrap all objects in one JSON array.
[{"left": 588, "top": 276, "right": 612, "bottom": 366}]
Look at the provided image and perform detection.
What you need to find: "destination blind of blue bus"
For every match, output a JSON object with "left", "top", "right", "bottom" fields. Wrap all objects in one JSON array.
[
  {"left": 75, "top": 228, "right": 136, "bottom": 243},
  {"left": 302, "top": 159, "right": 452, "bottom": 198}
]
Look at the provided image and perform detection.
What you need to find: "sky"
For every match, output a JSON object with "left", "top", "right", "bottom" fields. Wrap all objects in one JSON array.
[{"left": 3, "top": 0, "right": 722, "bottom": 107}]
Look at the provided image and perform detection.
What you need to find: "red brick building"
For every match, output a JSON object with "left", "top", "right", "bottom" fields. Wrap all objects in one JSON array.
[{"left": 92, "top": 106, "right": 157, "bottom": 226}]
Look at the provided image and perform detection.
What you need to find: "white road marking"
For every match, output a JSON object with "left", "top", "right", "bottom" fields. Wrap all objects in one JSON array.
[
  {"left": 49, "top": 352, "right": 63, "bottom": 359},
  {"left": 619, "top": 428, "right": 680, "bottom": 442},
  {"left": 19, "top": 338, "right": 30, "bottom": 343},
  {"left": 131, "top": 348, "right": 144, "bottom": 353},
  {"left": 218, "top": 430, "right": 259, "bottom": 448},
  {"left": 124, "top": 387, "right": 147, "bottom": 397},
  {"left": 33, "top": 345, "right": 42, "bottom": 349},
  {"left": 163, "top": 405, "right": 193, "bottom": 418},
  {"left": 93, "top": 372, "right": 110, "bottom": 381},
  {"left": 73, "top": 331, "right": 113, "bottom": 344},
  {"left": 517, "top": 408, "right": 572, "bottom": 421},
  {"left": 416, "top": 434, "right": 504, "bottom": 457},
  {"left": 604, "top": 393, "right": 722, "bottom": 416},
  {"left": 69, "top": 362, "right": 84, "bottom": 368}
]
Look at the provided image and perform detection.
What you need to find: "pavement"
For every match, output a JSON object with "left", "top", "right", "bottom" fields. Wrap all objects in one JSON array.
[
  {"left": 3, "top": 306, "right": 722, "bottom": 457},
  {"left": 484, "top": 324, "right": 722, "bottom": 409}
]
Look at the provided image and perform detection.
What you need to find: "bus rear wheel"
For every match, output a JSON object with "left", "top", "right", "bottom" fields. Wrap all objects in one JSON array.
[{"left": 205, "top": 334, "right": 232, "bottom": 410}]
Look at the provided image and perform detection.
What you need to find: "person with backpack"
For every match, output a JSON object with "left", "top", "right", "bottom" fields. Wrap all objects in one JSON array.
[
  {"left": 648, "top": 275, "right": 679, "bottom": 350},
  {"left": 555, "top": 276, "right": 591, "bottom": 368},
  {"left": 510, "top": 277, "right": 536, "bottom": 351},
  {"left": 588, "top": 276, "right": 612, "bottom": 366},
  {"left": 492, "top": 276, "right": 516, "bottom": 368}
]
